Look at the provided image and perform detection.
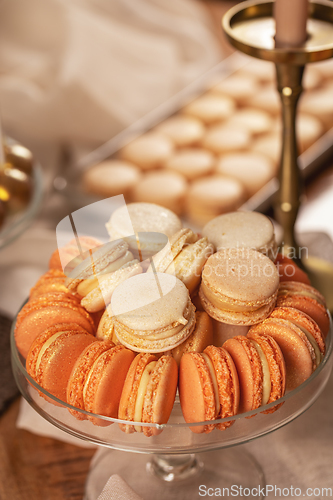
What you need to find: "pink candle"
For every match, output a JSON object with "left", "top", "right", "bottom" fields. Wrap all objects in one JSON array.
[{"left": 274, "top": 0, "right": 309, "bottom": 47}]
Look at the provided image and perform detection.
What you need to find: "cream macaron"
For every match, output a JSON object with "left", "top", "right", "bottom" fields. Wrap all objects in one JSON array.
[
  {"left": 216, "top": 152, "right": 275, "bottom": 197},
  {"left": 106, "top": 202, "right": 182, "bottom": 242},
  {"left": 199, "top": 248, "right": 280, "bottom": 325},
  {"left": 155, "top": 115, "right": 205, "bottom": 147},
  {"left": 131, "top": 170, "right": 187, "bottom": 215},
  {"left": 209, "top": 73, "right": 258, "bottom": 105},
  {"left": 148, "top": 228, "right": 214, "bottom": 295},
  {"left": 202, "top": 124, "right": 251, "bottom": 155},
  {"left": 202, "top": 211, "right": 277, "bottom": 261},
  {"left": 110, "top": 272, "right": 196, "bottom": 353},
  {"left": 227, "top": 108, "right": 273, "bottom": 136},
  {"left": 182, "top": 94, "right": 236, "bottom": 124},
  {"left": 120, "top": 132, "right": 174, "bottom": 170},
  {"left": 164, "top": 148, "right": 215, "bottom": 180},
  {"left": 65, "top": 240, "right": 142, "bottom": 312},
  {"left": 185, "top": 176, "right": 245, "bottom": 227},
  {"left": 82, "top": 160, "right": 141, "bottom": 199}
]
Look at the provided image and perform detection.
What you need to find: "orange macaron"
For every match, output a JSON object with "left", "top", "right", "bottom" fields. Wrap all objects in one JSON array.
[
  {"left": 119, "top": 353, "right": 178, "bottom": 436},
  {"left": 67, "top": 341, "right": 135, "bottom": 425},
  {"left": 15, "top": 294, "right": 95, "bottom": 358},
  {"left": 277, "top": 281, "right": 330, "bottom": 338},
  {"left": 248, "top": 313, "right": 322, "bottom": 390},
  {"left": 270, "top": 306, "right": 326, "bottom": 365},
  {"left": 29, "top": 269, "right": 70, "bottom": 300},
  {"left": 223, "top": 334, "right": 286, "bottom": 414},
  {"left": 49, "top": 236, "right": 102, "bottom": 272},
  {"left": 179, "top": 345, "right": 239, "bottom": 433},
  {"left": 171, "top": 311, "right": 214, "bottom": 365},
  {"left": 275, "top": 253, "right": 311, "bottom": 285},
  {"left": 26, "top": 323, "right": 95, "bottom": 403}
]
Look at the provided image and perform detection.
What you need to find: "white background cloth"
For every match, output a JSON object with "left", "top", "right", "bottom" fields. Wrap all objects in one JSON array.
[{"left": 0, "top": 0, "right": 222, "bottom": 151}]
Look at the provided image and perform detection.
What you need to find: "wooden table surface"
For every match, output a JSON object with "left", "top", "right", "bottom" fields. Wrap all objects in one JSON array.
[
  {"left": 1, "top": 2, "right": 332, "bottom": 499},
  {"left": 0, "top": 398, "right": 95, "bottom": 500}
]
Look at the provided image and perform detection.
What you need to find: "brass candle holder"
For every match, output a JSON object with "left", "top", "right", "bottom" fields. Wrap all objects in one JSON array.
[{"left": 222, "top": 0, "right": 333, "bottom": 309}]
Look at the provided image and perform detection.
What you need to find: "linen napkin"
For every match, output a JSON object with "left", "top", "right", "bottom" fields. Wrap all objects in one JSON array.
[{"left": 96, "top": 475, "right": 143, "bottom": 500}]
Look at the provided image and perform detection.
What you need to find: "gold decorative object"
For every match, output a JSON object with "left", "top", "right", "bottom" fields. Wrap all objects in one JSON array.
[{"left": 222, "top": 0, "right": 333, "bottom": 310}]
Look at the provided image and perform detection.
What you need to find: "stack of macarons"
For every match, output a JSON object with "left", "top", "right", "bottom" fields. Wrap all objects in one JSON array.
[{"left": 17, "top": 204, "right": 331, "bottom": 436}]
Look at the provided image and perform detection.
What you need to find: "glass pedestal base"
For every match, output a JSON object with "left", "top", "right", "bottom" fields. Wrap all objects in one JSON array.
[{"left": 84, "top": 446, "right": 265, "bottom": 500}]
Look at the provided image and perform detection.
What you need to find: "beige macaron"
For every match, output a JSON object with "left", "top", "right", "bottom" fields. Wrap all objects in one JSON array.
[
  {"left": 120, "top": 132, "right": 174, "bottom": 170},
  {"left": 199, "top": 247, "right": 280, "bottom": 325},
  {"left": 208, "top": 73, "right": 258, "bottom": 105},
  {"left": 131, "top": 170, "right": 187, "bottom": 215},
  {"left": 155, "top": 115, "right": 205, "bottom": 147},
  {"left": 202, "top": 211, "right": 277, "bottom": 261},
  {"left": 82, "top": 160, "right": 142, "bottom": 199},
  {"left": 148, "top": 228, "right": 214, "bottom": 295},
  {"left": 202, "top": 124, "right": 251, "bottom": 154},
  {"left": 312, "top": 59, "right": 333, "bottom": 81},
  {"left": 182, "top": 94, "right": 236, "bottom": 124},
  {"left": 299, "top": 87, "right": 333, "bottom": 130},
  {"left": 227, "top": 108, "right": 273, "bottom": 136},
  {"left": 252, "top": 132, "right": 281, "bottom": 169},
  {"left": 185, "top": 175, "right": 245, "bottom": 227},
  {"left": 274, "top": 112, "right": 324, "bottom": 153},
  {"left": 110, "top": 272, "right": 196, "bottom": 353},
  {"left": 247, "top": 86, "right": 281, "bottom": 116},
  {"left": 216, "top": 152, "right": 275, "bottom": 197},
  {"left": 164, "top": 148, "right": 216, "bottom": 180},
  {"left": 237, "top": 57, "right": 276, "bottom": 84},
  {"left": 106, "top": 202, "right": 182, "bottom": 241}
]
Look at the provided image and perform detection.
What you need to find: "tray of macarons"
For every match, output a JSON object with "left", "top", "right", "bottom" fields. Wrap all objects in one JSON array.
[
  {"left": 10, "top": 202, "right": 333, "bottom": 454},
  {"left": 57, "top": 54, "right": 333, "bottom": 225}
]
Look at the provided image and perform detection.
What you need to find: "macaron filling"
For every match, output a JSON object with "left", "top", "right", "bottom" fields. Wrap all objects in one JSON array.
[
  {"left": 114, "top": 299, "right": 196, "bottom": 352},
  {"left": 134, "top": 361, "right": 157, "bottom": 431},
  {"left": 201, "top": 280, "right": 275, "bottom": 313},
  {"left": 201, "top": 353, "right": 220, "bottom": 416},
  {"left": 295, "top": 324, "right": 322, "bottom": 366},
  {"left": 76, "top": 251, "right": 134, "bottom": 296},
  {"left": 249, "top": 340, "right": 271, "bottom": 405}
]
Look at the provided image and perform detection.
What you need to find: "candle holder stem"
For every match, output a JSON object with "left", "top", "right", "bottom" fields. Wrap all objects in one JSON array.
[{"left": 275, "top": 63, "right": 304, "bottom": 259}]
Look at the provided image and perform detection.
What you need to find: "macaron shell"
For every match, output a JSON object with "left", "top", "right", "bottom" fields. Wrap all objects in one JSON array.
[
  {"left": 199, "top": 287, "right": 277, "bottom": 326},
  {"left": 26, "top": 323, "right": 89, "bottom": 381},
  {"left": 81, "top": 261, "right": 142, "bottom": 313},
  {"left": 84, "top": 345, "right": 136, "bottom": 425},
  {"left": 171, "top": 311, "right": 213, "bottom": 365},
  {"left": 277, "top": 294, "right": 329, "bottom": 338},
  {"left": 270, "top": 307, "right": 325, "bottom": 355},
  {"left": 67, "top": 340, "right": 115, "bottom": 420},
  {"left": 249, "top": 318, "right": 314, "bottom": 390},
  {"left": 204, "top": 345, "right": 240, "bottom": 430},
  {"left": 223, "top": 337, "right": 263, "bottom": 414},
  {"left": 179, "top": 352, "right": 216, "bottom": 434},
  {"left": 246, "top": 331, "right": 286, "bottom": 412},
  {"left": 118, "top": 353, "right": 157, "bottom": 434},
  {"left": 142, "top": 355, "right": 178, "bottom": 436},
  {"left": 15, "top": 304, "right": 95, "bottom": 358},
  {"left": 36, "top": 331, "right": 95, "bottom": 403}
]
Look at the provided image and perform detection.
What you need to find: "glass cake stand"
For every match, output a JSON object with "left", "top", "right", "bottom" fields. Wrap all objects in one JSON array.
[{"left": 10, "top": 309, "right": 333, "bottom": 500}]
